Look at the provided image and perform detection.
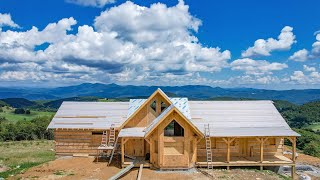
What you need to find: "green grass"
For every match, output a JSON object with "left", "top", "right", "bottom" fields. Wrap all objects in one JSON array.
[
  {"left": 0, "top": 106, "right": 55, "bottom": 122},
  {"left": 305, "top": 122, "right": 320, "bottom": 132},
  {"left": 0, "top": 140, "right": 55, "bottom": 178}
]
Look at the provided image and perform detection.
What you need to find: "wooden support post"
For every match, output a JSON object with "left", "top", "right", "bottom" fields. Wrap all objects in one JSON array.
[
  {"left": 260, "top": 138, "right": 264, "bottom": 163},
  {"left": 227, "top": 141, "right": 231, "bottom": 163},
  {"left": 121, "top": 138, "right": 125, "bottom": 168},
  {"left": 255, "top": 137, "right": 268, "bottom": 171},
  {"left": 292, "top": 137, "right": 296, "bottom": 163},
  {"left": 291, "top": 137, "right": 297, "bottom": 179},
  {"left": 260, "top": 138, "right": 264, "bottom": 171},
  {"left": 222, "top": 137, "right": 235, "bottom": 165}
]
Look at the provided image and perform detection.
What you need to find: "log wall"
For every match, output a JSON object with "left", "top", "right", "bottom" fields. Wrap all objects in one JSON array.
[
  {"left": 54, "top": 129, "right": 118, "bottom": 156},
  {"left": 147, "top": 110, "right": 199, "bottom": 168}
]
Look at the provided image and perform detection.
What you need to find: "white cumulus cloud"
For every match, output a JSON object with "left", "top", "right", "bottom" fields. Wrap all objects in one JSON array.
[
  {"left": 242, "top": 26, "right": 296, "bottom": 57},
  {"left": 230, "top": 58, "right": 288, "bottom": 75},
  {"left": 303, "top": 65, "right": 316, "bottom": 72},
  {"left": 289, "top": 33, "right": 320, "bottom": 62},
  {"left": 0, "top": 1, "right": 231, "bottom": 85},
  {"left": 289, "top": 49, "right": 309, "bottom": 62},
  {"left": 0, "top": 13, "right": 19, "bottom": 28},
  {"left": 65, "top": 0, "right": 115, "bottom": 7}
]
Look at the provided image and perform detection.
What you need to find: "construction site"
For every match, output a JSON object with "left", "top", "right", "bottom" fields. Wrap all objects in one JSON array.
[{"left": 47, "top": 89, "right": 300, "bottom": 179}]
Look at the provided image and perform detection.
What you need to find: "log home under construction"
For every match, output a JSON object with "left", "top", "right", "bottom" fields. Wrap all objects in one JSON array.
[{"left": 47, "top": 89, "right": 300, "bottom": 178}]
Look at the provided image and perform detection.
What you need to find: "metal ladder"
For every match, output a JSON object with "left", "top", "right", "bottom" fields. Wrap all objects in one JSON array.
[
  {"left": 108, "top": 136, "right": 119, "bottom": 166},
  {"left": 108, "top": 124, "right": 116, "bottom": 146},
  {"left": 101, "top": 131, "right": 108, "bottom": 147},
  {"left": 108, "top": 124, "right": 118, "bottom": 166},
  {"left": 204, "top": 124, "right": 213, "bottom": 170}
]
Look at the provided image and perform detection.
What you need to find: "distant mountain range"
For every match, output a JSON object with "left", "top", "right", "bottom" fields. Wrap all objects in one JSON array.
[{"left": 1, "top": 83, "right": 320, "bottom": 104}]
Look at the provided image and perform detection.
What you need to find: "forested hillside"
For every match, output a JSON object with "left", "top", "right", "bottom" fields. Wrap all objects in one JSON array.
[
  {"left": 1, "top": 83, "right": 320, "bottom": 104},
  {"left": 274, "top": 100, "right": 320, "bottom": 157}
]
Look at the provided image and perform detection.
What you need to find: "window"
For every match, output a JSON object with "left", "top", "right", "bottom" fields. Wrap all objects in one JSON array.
[
  {"left": 150, "top": 100, "right": 156, "bottom": 112},
  {"left": 92, "top": 131, "right": 103, "bottom": 135},
  {"left": 164, "top": 120, "right": 184, "bottom": 136},
  {"left": 161, "top": 101, "right": 168, "bottom": 112}
]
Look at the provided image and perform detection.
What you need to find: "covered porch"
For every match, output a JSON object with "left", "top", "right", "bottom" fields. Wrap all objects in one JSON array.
[
  {"left": 196, "top": 136, "right": 297, "bottom": 176},
  {"left": 196, "top": 154, "right": 293, "bottom": 167},
  {"left": 118, "top": 127, "right": 151, "bottom": 167}
]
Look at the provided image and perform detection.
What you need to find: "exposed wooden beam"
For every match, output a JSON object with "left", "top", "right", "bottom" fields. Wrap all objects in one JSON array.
[
  {"left": 222, "top": 138, "right": 228, "bottom": 144},
  {"left": 121, "top": 138, "right": 124, "bottom": 167},
  {"left": 223, "top": 137, "right": 235, "bottom": 163}
]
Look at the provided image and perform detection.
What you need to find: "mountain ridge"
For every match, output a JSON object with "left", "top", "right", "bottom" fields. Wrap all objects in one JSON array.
[{"left": 1, "top": 83, "right": 320, "bottom": 104}]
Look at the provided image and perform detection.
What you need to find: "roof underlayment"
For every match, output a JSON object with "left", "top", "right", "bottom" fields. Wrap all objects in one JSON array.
[
  {"left": 48, "top": 92, "right": 299, "bottom": 137},
  {"left": 47, "top": 101, "right": 129, "bottom": 129},
  {"left": 189, "top": 101, "right": 300, "bottom": 137}
]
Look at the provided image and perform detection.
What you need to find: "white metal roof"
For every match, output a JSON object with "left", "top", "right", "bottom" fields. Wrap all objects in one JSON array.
[
  {"left": 47, "top": 101, "right": 129, "bottom": 129},
  {"left": 47, "top": 92, "right": 299, "bottom": 137},
  {"left": 189, "top": 101, "right": 300, "bottom": 137}
]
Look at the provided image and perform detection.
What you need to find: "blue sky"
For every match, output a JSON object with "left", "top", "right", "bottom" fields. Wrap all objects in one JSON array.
[{"left": 0, "top": 0, "right": 319, "bottom": 89}]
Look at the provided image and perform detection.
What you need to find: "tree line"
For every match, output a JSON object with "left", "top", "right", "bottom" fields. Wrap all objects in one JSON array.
[
  {"left": 0, "top": 116, "right": 54, "bottom": 141},
  {"left": 275, "top": 100, "right": 320, "bottom": 157}
]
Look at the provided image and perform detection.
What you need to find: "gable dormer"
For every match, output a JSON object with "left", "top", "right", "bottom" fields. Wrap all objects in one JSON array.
[{"left": 120, "top": 89, "right": 172, "bottom": 129}]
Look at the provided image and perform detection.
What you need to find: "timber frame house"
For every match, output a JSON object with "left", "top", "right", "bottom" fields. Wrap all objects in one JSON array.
[{"left": 48, "top": 89, "right": 300, "bottom": 178}]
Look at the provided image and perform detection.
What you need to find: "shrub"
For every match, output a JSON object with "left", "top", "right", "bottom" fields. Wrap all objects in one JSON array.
[
  {"left": 0, "top": 116, "right": 7, "bottom": 124},
  {"left": 303, "top": 142, "right": 320, "bottom": 157},
  {"left": 0, "top": 116, "right": 54, "bottom": 141},
  {"left": 14, "top": 108, "right": 25, "bottom": 114}
]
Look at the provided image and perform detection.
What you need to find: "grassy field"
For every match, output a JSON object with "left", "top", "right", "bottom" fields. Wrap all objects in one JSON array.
[
  {"left": 306, "top": 123, "right": 320, "bottom": 132},
  {"left": 0, "top": 140, "right": 55, "bottom": 178},
  {"left": 0, "top": 106, "right": 55, "bottom": 122}
]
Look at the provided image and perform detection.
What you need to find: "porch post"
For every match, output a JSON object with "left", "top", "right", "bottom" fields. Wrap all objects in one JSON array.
[
  {"left": 227, "top": 140, "right": 231, "bottom": 163},
  {"left": 260, "top": 138, "right": 264, "bottom": 170},
  {"left": 223, "top": 137, "right": 235, "bottom": 170},
  {"left": 291, "top": 137, "right": 296, "bottom": 179},
  {"left": 121, "top": 138, "right": 124, "bottom": 167}
]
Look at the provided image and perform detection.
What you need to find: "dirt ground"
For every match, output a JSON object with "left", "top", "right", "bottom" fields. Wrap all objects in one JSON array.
[
  {"left": 296, "top": 153, "right": 320, "bottom": 168},
  {"left": 284, "top": 146, "right": 320, "bottom": 168},
  {"left": 13, "top": 157, "right": 285, "bottom": 180}
]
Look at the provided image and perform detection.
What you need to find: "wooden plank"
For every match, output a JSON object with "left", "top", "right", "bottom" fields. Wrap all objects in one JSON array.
[
  {"left": 137, "top": 164, "right": 143, "bottom": 180},
  {"left": 73, "top": 153, "right": 89, "bottom": 157},
  {"left": 108, "top": 162, "right": 135, "bottom": 180}
]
